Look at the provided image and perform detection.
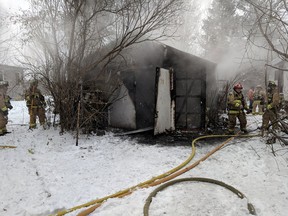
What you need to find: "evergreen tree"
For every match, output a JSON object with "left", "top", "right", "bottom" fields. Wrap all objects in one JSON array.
[{"left": 201, "top": 0, "right": 242, "bottom": 62}]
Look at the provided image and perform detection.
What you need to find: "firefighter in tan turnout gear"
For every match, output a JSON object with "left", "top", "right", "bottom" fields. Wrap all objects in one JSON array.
[
  {"left": 261, "top": 81, "right": 280, "bottom": 138},
  {"left": 25, "top": 80, "right": 47, "bottom": 129},
  {"left": 0, "top": 81, "right": 13, "bottom": 136},
  {"left": 252, "top": 85, "right": 266, "bottom": 115},
  {"left": 226, "top": 83, "right": 250, "bottom": 134}
]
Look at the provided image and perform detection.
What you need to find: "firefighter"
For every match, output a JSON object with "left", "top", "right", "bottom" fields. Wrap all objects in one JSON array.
[
  {"left": 25, "top": 80, "right": 47, "bottom": 129},
  {"left": 262, "top": 81, "right": 280, "bottom": 138},
  {"left": 0, "top": 81, "right": 13, "bottom": 135},
  {"left": 226, "top": 83, "right": 250, "bottom": 134},
  {"left": 247, "top": 86, "right": 254, "bottom": 110},
  {"left": 252, "top": 85, "right": 266, "bottom": 115},
  {"left": 278, "top": 93, "right": 284, "bottom": 112}
]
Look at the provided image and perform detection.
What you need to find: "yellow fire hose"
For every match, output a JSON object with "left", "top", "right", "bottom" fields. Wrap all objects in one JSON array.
[
  {"left": 54, "top": 134, "right": 199, "bottom": 216},
  {"left": 143, "top": 177, "right": 256, "bottom": 216},
  {"left": 144, "top": 134, "right": 259, "bottom": 188},
  {"left": 0, "top": 145, "right": 17, "bottom": 149},
  {"left": 54, "top": 133, "right": 258, "bottom": 216},
  {"left": 76, "top": 135, "right": 238, "bottom": 216}
]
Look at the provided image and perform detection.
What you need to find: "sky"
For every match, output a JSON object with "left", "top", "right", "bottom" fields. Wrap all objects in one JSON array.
[
  {"left": 0, "top": 0, "right": 28, "bottom": 11},
  {"left": 0, "top": 101, "right": 288, "bottom": 216},
  {"left": 0, "top": 0, "right": 29, "bottom": 65}
]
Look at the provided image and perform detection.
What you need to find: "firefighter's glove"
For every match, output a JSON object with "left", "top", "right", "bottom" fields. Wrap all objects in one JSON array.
[
  {"left": 246, "top": 109, "right": 252, "bottom": 114},
  {"left": 1, "top": 106, "right": 8, "bottom": 115},
  {"left": 267, "top": 104, "right": 273, "bottom": 110}
]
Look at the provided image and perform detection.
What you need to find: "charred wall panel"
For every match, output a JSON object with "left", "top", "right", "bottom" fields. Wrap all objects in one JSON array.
[
  {"left": 135, "top": 66, "right": 157, "bottom": 129},
  {"left": 175, "top": 78, "right": 205, "bottom": 129},
  {"left": 108, "top": 84, "right": 136, "bottom": 129},
  {"left": 130, "top": 43, "right": 165, "bottom": 129}
]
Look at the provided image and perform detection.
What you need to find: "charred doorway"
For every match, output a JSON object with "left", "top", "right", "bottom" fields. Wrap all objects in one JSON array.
[
  {"left": 175, "top": 70, "right": 206, "bottom": 130},
  {"left": 154, "top": 66, "right": 206, "bottom": 132}
]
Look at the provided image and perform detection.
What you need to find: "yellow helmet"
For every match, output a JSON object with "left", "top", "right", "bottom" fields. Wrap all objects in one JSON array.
[{"left": 268, "top": 81, "right": 276, "bottom": 88}]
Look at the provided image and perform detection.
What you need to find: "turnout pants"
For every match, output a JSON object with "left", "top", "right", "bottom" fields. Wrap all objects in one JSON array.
[
  {"left": 28, "top": 107, "right": 46, "bottom": 128},
  {"left": 262, "top": 109, "right": 278, "bottom": 131},
  {"left": 228, "top": 111, "right": 247, "bottom": 133},
  {"left": 0, "top": 112, "right": 8, "bottom": 134},
  {"left": 252, "top": 100, "right": 263, "bottom": 114}
]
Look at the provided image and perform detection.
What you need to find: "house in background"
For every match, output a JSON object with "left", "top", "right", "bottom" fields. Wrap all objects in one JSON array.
[
  {"left": 105, "top": 41, "right": 216, "bottom": 134},
  {"left": 266, "top": 59, "right": 288, "bottom": 96},
  {"left": 0, "top": 64, "right": 25, "bottom": 100}
]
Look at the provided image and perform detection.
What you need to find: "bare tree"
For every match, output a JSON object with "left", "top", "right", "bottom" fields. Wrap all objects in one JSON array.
[
  {"left": 163, "top": 0, "right": 203, "bottom": 55},
  {"left": 0, "top": 8, "right": 12, "bottom": 65},
  {"left": 14, "top": 0, "right": 185, "bottom": 132},
  {"left": 240, "top": 0, "right": 288, "bottom": 145},
  {"left": 201, "top": 0, "right": 244, "bottom": 62},
  {"left": 242, "top": 0, "right": 288, "bottom": 69}
]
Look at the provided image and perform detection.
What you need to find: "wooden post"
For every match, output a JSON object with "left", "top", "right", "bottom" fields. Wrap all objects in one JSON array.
[{"left": 76, "top": 79, "right": 83, "bottom": 146}]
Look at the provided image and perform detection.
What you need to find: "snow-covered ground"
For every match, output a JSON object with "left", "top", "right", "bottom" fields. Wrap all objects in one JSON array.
[{"left": 1, "top": 101, "right": 288, "bottom": 216}]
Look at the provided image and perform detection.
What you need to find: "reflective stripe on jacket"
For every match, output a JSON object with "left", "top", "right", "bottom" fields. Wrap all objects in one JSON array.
[{"left": 227, "top": 90, "right": 248, "bottom": 112}]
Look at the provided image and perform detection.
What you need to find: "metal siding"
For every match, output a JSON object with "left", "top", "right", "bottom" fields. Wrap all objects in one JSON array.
[{"left": 154, "top": 68, "right": 174, "bottom": 135}]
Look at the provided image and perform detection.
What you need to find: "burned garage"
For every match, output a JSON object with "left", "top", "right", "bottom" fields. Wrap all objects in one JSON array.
[{"left": 105, "top": 41, "right": 216, "bottom": 135}]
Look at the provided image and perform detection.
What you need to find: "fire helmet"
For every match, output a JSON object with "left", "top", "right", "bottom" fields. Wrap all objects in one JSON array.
[
  {"left": 268, "top": 80, "right": 276, "bottom": 88},
  {"left": 233, "top": 83, "right": 243, "bottom": 90}
]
